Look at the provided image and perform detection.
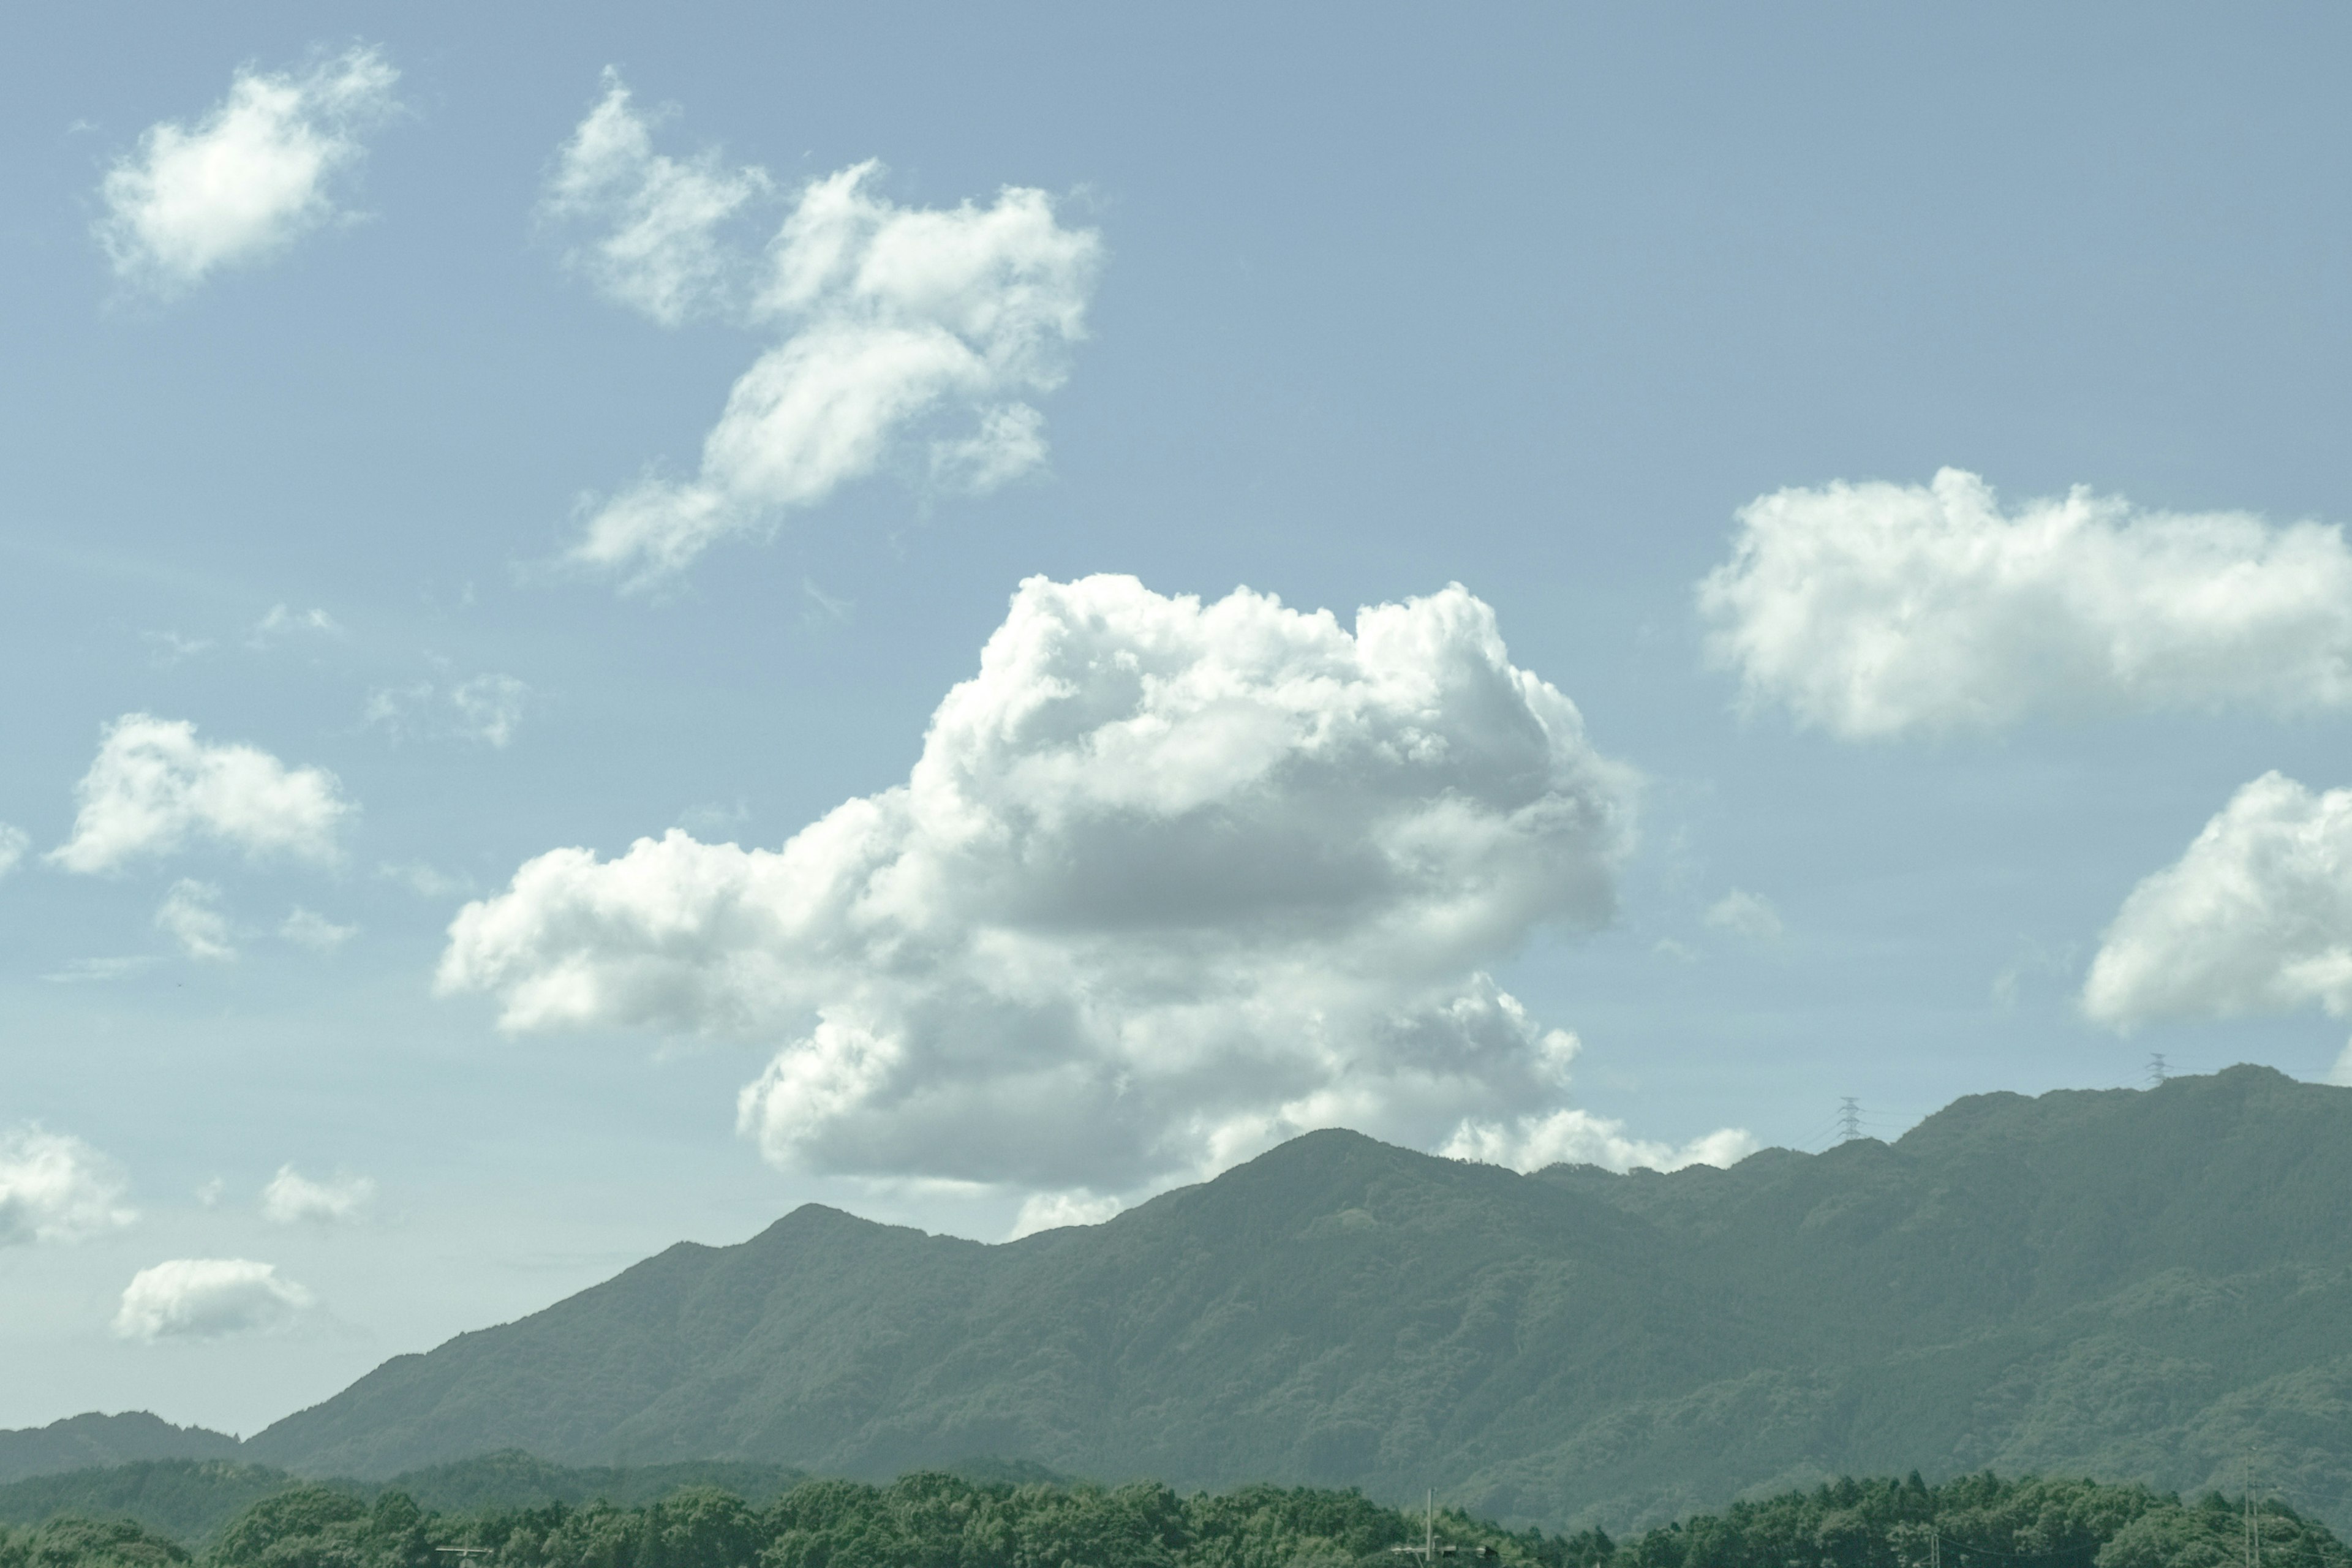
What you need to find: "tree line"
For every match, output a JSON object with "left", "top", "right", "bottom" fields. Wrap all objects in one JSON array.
[{"left": 4, "top": 1470, "right": 2342, "bottom": 1568}]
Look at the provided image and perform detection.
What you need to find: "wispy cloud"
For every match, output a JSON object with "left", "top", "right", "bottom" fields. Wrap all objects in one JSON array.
[
  {"left": 281, "top": 907, "right": 357, "bottom": 951},
  {"left": 156, "top": 879, "right": 235, "bottom": 960},
  {"left": 364, "top": 671, "right": 530, "bottom": 748},
  {"left": 1704, "top": 888, "right": 1784, "bottom": 941},
  {"left": 96, "top": 47, "right": 400, "bottom": 295},
  {"left": 545, "top": 73, "right": 1104, "bottom": 587},
  {"left": 260, "top": 1165, "right": 374, "bottom": 1224}
]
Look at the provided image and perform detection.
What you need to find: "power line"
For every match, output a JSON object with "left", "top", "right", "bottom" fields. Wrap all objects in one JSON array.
[{"left": 1837, "top": 1097, "right": 1863, "bottom": 1142}]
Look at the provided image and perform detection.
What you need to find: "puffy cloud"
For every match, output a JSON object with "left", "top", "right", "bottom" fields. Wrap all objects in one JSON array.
[
  {"left": 542, "top": 70, "right": 771, "bottom": 325},
  {"left": 2083, "top": 773, "right": 2352, "bottom": 1041},
  {"left": 442, "top": 575, "right": 1748, "bottom": 1199},
  {"left": 1698, "top": 468, "right": 2352, "bottom": 739},
  {"left": 1441, "top": 1109, "right": 1759, "bottom": 1175},
  {"left": 156, "top": 880, "right": 235, "bottom": 961},
  {"left": 1704, "top": 888, "right": 1784, "bottom": 941},
  {"left": 96, "top": 47, "right": 399, "bottom": 293},
  {"left": 260, "top": 1165, "right": 374, "bottom": 1224},
  {"left": 111, "top": 1259, "right": 314, "bottom": 1341},
  {"left": 0, "top": 823, "right": 26, "bottom": 880},
  {"left": 50, "top": 715, "right": 353, "bottom": 873},
  {"left": 0, "top": 1126, "right": 136, "bottom": 1245},
  {"left": 545, "top": 74, "right": 1103, "bottom": 586}
]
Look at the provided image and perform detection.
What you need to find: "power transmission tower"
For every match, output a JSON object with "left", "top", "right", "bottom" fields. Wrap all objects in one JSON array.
[
  {"left": 1837, "top": 1097, "right": 1863, "bottom": 1142},
  {"left": 2147, "top": 1053, "right": 2169, "bottom": 1088}
]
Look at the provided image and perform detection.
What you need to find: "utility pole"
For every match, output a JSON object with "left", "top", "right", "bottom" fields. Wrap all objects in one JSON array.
[{"left": 1837, "top": 1098, "right": 1863, "bottom": 1142}]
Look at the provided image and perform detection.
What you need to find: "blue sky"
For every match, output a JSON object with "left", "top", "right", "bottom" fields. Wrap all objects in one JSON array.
[{"left": 6, "top": 2, "right": 2352, "bottom": 1434}]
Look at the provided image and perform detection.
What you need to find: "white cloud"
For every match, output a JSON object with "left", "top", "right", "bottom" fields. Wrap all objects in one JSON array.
[
  {"left": 156, "top": 879, "right": 235, "bottom": 961},
  {"left": 0, "top": 823, "right": 26, "bottom": 880},
  {"left": 280, "top": 907, "right": 356, "bottom": 951},
  {"left": 442, "top": 575, "right": 1748, "bottom": 1200},
  {"left": 50, "top": 714, "right": 354, "bottom": 873},
  {"left": 1441, "top": 1109, "right": 1760, "bottom": 1174},
  {"left": 542, "top": 70, "right": 771, "bottom": 325},
  {"left": 260, "top": 1165, "right": 374, "bottom": 1224},
  {"left": 546, "top": 75, "right": 1104, "bottom": 587},
  {"left": 0, "top": 1126, "right": 136, "bottom": 1245},
  {"left": 111, "top": 1258, "right": 314, "bottom": 1341},
  {"left": 96, "top": 47, "right": 399, "bottom": 293},
  {"left": 2083, "top": 772, "right": 2352, "bottom": 1038},
  {"left": 1703, "top": 888, "right": 1784, "bottom": 941},
  {"left": 1698, "top": 468, "right": 2352, "bottom": 739},
  {"left": 1008, "top": 1190, "right": 1122, "bottom": 1240},
  {"left": 249, "top": 605, "right": 342, "bottom": 647},
  {"left": 364, "top": 673, "right": 530, "bottom": 747}
]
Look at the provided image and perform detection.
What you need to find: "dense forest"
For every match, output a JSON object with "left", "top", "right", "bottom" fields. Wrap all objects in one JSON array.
[{"left": 2, "top": 1471, "right": 2340, "bottom": 1568}]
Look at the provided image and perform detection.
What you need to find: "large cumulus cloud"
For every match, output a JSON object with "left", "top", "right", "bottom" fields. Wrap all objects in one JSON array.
[
  {"left": 1699, "top": 468, "right": 2352, "bottom": 739},
  {"left": 440, "top": 576, "right": 1733, "bottom": 1204}
]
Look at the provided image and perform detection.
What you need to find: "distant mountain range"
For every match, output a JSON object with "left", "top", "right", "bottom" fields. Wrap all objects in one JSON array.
[{"left": 12, "top": 1066, "right": 2352, "bottom": 1532}]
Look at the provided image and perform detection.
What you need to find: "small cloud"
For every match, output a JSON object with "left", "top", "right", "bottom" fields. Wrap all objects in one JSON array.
[
  {"left": 1703, "top": 888, "right": 1784, "bottom": 941},
  {"left": 249, "top": 605, "right": 342, "bottom": 648},
  {"left": 43, "top": 956, "right": 149, "bottom": 986},
  {"left": 96, "top": 47, "right": 401, "bottom": 296},
  {"left": 1652, "top": 937, "right": 1698, "bottom": 964},
  {"left": 674, "top": 799, "right": 750, "bottom": 840},
  {"left": 50, "top": 714, "right": 354, "bottom": 873},
  {"left": 156, "top": 880, "right": 235, "bottom": 961},
  {"left": 153, "top": 882, "right": 235, "bottom": 962},
  {"left": 1444, "top": 1107, "right": 1757, "bottom": 1174},
  {"left": 0, "top": 823, "right": 26, "bottom": 880},
  {"left": 1008, "top": 1189, "right": 1120, "bottom": 1240},
  {"left": 195, "top": 1178, "right": 224, "bottom": 1208},
  {"left": 260, "top": 1165, "right": 374, "bottom": 1225},
  {"left": 112, "top": 1258, "right": 314, "bottom": 1341},
  {"left": 143, "top": 631, "right": 215, "bottom": 667},
  {"left": 0, "top": 1126, "right": 138, "bottom": 1245},
  {"left": 365, "top": 673, "right": 530, "bottom": 748},
  {"left": 379, "top": 861, "right": 466, "bottom": 898},
  {"left": 43, "top": 956, "right": 160, "bottom": 985},
  {"left": 801, "top": 578, "right": 853, "bottom": 627},
  {"left": 280, "top": 907, "right": 356, "bottom": 951}
]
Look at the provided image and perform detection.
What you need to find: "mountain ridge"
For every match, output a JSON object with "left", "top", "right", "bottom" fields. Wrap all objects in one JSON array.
[{"left": 14, "top": 1068, "right": 2351, "bottom": 1534}]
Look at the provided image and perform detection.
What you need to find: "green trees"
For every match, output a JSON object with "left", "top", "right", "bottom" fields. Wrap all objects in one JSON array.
[{"left": 11, "top": 1470, "right": 2340, "bottom": 1568}]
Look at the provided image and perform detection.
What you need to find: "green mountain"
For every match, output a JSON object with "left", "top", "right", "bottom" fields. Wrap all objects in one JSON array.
[
  {"left": 0, "top": 1420, "right": 236, "bottom": 1488},
  {"left": 230, "top": 1066, "right": 2352, "bottom": 1533}
]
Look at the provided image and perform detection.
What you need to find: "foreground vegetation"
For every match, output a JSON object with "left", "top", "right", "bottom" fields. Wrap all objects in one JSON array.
[{"left": 3, "top": 1470, "right": 2343, "bottom": 1568}]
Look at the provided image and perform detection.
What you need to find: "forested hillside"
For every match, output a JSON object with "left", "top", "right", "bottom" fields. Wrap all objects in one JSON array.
[
  {"left": 2, "top": 1471, "right": 2337, "bottom": 1568},
  {"left": 231, "top": 1068, "right": 2352, "bottom": 1532}
]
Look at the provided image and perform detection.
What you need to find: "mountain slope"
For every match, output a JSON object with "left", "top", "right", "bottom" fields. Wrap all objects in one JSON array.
[
  {"left": 0, "top": 1417, "right": 237, "bottom": 1487},
  {"left": 246, "top": 1066, "right": 2352, "bottom": 1531}
]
